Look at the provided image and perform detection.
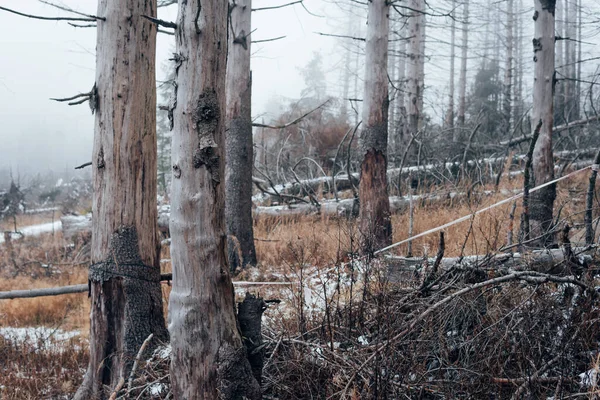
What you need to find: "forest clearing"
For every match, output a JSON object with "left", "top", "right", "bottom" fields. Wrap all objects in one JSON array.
[{"left": 1, "top": 0, "right": 600, "bottom": 398}]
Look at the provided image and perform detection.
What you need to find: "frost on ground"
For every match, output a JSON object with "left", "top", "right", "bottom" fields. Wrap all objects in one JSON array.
[
  {"left": 0, "top": 220, "right": 62, "bottom": 244},
  {"left": 0, "top": 326, "right": 81, "bottom": 349}
]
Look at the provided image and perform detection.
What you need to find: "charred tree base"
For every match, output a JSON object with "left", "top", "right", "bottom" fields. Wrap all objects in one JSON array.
[{"left": 359, "top": 149, "right": 392, "bottom": 254}]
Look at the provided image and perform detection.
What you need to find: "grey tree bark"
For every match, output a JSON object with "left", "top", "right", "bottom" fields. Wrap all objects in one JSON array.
[
  {"left": 457, "top": 0, "right": 469, "bottom": 128},
  {"left": 446, "top": 0, "right": 456, "bottom": 132},
  {"left": 530, "top": 0, "right": 557, "bottom": 247},
  {"left": 168, "top": 0, "right": 261, "bottom": 398},
  {"left": 226, "top": 0, "right": 257, "bottom": 273},
  {"left": 394, "top": 17, "right": 407, "bottom": 155},
  {"left": 503, "top": 0, "right": 514, "bottom": 136},
  {"left": 358, "top": 0, "right": 392, "bottom": 254},
  {"left": 74, "top": 0, "right": 168, "bottom": 398},
  {"left": 407, "top": 0, "right": 424, "bottom": 141}
]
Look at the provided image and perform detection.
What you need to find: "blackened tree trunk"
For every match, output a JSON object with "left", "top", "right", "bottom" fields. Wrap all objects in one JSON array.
[
  {"left": 168, "top": 0, "right": 261, "bottom": 398},
  {"left": 530, "top": 0, "right": 557, "bottom": 247},
  {"left": 226, "top": 0, "right": 257, "bottom": 272},
  {"left": 358, "top": 0, "right": 392, "bottom": 254},
  {"left": 74, "top": 0, "right": 168, "bottom": 398}
]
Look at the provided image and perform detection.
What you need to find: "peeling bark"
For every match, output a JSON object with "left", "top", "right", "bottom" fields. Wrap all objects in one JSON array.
[
  {"left": 74, "top": 1, "right": 168, "bottom": 398},
  {"left": 358, "top": 0, "right": 392, "bottom": 254},
  {"left": 530, "top": 0, "right": 557, "bottom": 247},
  {"left": 168, "top": 0, "right": 260, "bottom": 398},
  {"left": 226, "top": 0, "right": 257, "bottom": 272}
]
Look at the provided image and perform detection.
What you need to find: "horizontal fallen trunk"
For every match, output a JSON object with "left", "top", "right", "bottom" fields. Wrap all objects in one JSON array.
[
  {"left": 386, "top": 247, "right": 595, "bottom": 282},
  {"left": 0, "top": 274, "right": 293, "bottom": 300},
  {"left": 500, "top": 116, "right": 600, "bottom": 147},
  {"left": 253, "top": 148, "right": 597, "bottom": 202}
]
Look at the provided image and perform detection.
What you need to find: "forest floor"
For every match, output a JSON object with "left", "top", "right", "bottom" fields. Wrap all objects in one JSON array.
[{"left": 0, "top": 171, "right": 599, "bottom": 398}]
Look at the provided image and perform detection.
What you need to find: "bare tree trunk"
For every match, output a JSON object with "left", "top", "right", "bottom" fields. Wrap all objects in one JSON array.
[
  {"left": 564, "top": 0, "right": 574, "bottom": 122},
  {"left": 446, "top": 0, "right": 456, "bottom": 132},
  {"left": 226, "top": 0, "right": 257, "bottom": 273},
  {"left": 74, "top": 0, "right": 168, "bottom": 398},
  {"left": 503, "top": 0, "right": 514, "bottom": 137},
  {"left": 530, "top": 0, "right": 557, "bottom": 247},
  {"left": 359, "top": 0, "right": 392, "bottom": 254},
  {"left": 457, "top": 0, "right": 469, "bottom": 128},
  {"left": 576, "top": 0, "right": 582, "bottom": 119},
  {"left": 407, "top": 0, "right": 424, "bottom": 140},
  {"left": 555, "top": 0, "right": 565, "bottom": 124},
  {"left": 395, "top": 19, "right": 407, "bottom": 156},
  {"left": 513, "top": 0, "right": 524, "bottom": 121},
  {"left": 168, "top": 0, "right": 260, "bottom": 398}
]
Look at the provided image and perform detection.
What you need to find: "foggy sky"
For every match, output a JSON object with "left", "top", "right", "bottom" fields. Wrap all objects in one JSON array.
[{"left": 0, "top": 0, "right": 342, "bottom": 179}]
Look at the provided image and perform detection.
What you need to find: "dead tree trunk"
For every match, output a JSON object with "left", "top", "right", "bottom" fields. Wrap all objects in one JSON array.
[
  {"left": 407, "top": 0, "right": 424, "bottom": 142},
  {"left": 503, "top": 0, "right": 514, "bottom": 137},
  {"left": 446, "top": 0, "right": 456, "bottom": 132},
  {"left": 168, "top": 0, "right": 261, "bottom": 398},
  {"left": 74, "top": 1, "right": 168, "bottom": 398},
  {"left": 394, "top": 18, "right": 408, "bottom": 156},
  {"left": 358, "top": 0, "right": 392, "bottom": 254},
  {"left": 530, "top": 0, "right": 557, "bottom": 247},
  {"left": 226, "top": 0, "right": 257, "bottom": 273},
  {"left": 457, "top": 0, "right": 469, "bottom": 128}
]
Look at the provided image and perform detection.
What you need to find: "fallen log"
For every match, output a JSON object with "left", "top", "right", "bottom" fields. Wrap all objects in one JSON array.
[
  {"left": 500, "top": 116, "right": 600, "bottom": 147},
  {"left": 386, "top": 247, "right": 595, "bottom": 283},
  {"left": 0, "top": 274, "right": 293, "bottom": 300},
  {"left": 253, "top": 148, "right": 597, "bottom": 203}
]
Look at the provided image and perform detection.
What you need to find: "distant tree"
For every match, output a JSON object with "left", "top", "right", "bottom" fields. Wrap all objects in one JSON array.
[
  {"left": 157, "top": 65, "right": 175, "bottom": 197},
  {"left": 300, "top": 52, "right": 327, "bottom": 102}
]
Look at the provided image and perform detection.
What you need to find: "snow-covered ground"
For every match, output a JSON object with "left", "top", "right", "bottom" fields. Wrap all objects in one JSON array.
[
  {"left": 0, "top": 327, "right": 81, "bottom": 349},
  {"left": 0, "top": 221, "right": 62, "bottom": 244}
]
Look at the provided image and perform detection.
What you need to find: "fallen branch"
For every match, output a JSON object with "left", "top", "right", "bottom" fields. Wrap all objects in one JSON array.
[{"left": 252, "top": 100, "right": 330, "bottom": 129}]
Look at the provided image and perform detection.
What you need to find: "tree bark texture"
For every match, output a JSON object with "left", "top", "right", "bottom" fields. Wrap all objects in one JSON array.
[
  {"left": 358, "top": 0, "right": 392, "bottom": 254},
  {"left": 503, "top": 0, "right": 514, "bottom": 137},
  {"left": 530, "top": 0, "right": 557, "bottom": 247},
  {"left": 74, "top": 0, "right": 168, "bottom": 398},
  {"left": 407, "top": 0, "right": 424, "bottom": 139},
  {"left": 446, "top": 0, "right": 456, "bottom": 132},
  {"left": 168, "top": 0, "right": 260, "bottom": 398},
  {"left": 226, "top": 0, "right": 257, "bottom": 272},
  {"left": 457, "top": 0, "right": 469, "bottom": 128}
]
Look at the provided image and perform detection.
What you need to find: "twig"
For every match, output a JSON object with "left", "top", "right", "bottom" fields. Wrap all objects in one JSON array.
[
  {"left": 141, "top": 15, "right": 177, "bottom": 29},
  {"left": 127, "top": 334, "right": 154, "bottom": 393},
  {"left": 252, "top": 1, "right": 302, "bottom": 11},
  {"left": 252, "top": 35, "right": 286, "bottom": 44},
  {"left": 108, "top": 377, "right": 125, "bottom": 400},
  {"left": 74, "top": 161, "right": 92, "bottom": 170},
  {"left": 0, "top": 5, "right": 101, "bottom": 22},
  {"left": 252, "top": 100, "right": 330, "bottom": 129}
]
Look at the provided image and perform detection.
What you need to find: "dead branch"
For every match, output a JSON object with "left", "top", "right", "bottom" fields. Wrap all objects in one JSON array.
[
  {"left": 74, "top": 161, "right": 92, "bottom": 170},
  {"left": 252, "top": 36, "right": 286, "bottom": 44},
  {"left": 252, "top": 1, "right": 303, "bottom": 11},
  {"left": 37, "top": 0, "right": 102, "bottom": 20},
  {"left": 141, "top": 15, "right": 177, "bottom": 29},
  {"left": 50, "top": 84, "right": 97, "bottom": 113},
  {"left": 500, "top": 115, "right": 600, "bottom": 147},
  {"left": 127, "top": 333, "right": 154, "bottom": 393},
  {"left": 314, "top": 32, "right": 365, "bottom": 41},
  {"left": 252, "top": 100, "right": 330, "bottom": 129},
  {"left": 0, "top": 5, "right": 102, "bottom": 22}
]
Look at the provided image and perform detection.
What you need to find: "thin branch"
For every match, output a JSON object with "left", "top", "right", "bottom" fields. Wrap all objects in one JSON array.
[
  {"left": 314, "top": 32, "right": 365, "bottom": 42},
  {"left": 74, "top": 162, "right": 92, "bottom": 170},
  {"left": 252, "top": 100, "right": 330, "bottom": 130},
  {"left": 252, "top": 35, "right": 286, "bottom": 44},
  {"left": 37, "top": 0, "right": 103, "bottom": 20},
  {"left": 142, "top": 15, "right": 177, "bottom": 29},
  {"left": 68, "top": 22, "right": 96, "bottom": 28},
  {"left": 252, "top": 1, "right": 302, "bottom": 12},
  {"left": 0, "top": 6, "right": 100, "bottom": 22}
]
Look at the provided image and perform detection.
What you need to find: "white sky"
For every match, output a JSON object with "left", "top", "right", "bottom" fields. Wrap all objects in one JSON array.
[{"left": 0, "top": 0, "right": 344, "bottom": 178}]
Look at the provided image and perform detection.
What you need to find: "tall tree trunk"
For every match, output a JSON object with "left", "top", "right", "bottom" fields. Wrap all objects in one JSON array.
[
  {"left": 576, "top": 0, "right": 582, "bottom": 120},
  {"left": 503, "top": 0, "right": 514, "bottom": 137},
  {"left": 530, "top": 0, "right": 557, "bottom": 247},
  {"left": 74, "top": 0, "right": 168, "bottom": 398},
  {"left": 226, "top": 0, "right": 257, "bottom": 273},
  {"left": 447, "top": 0, "right": 456, "bottom": 133},
  {"left": 555, "top": 0, "right": 565, "bottom": 124},
  {"left": 407, "top": 0, "right": 424, "bottom": 140},
  {"left": 359, "top": 0, "right": 392, "bottom": 254},
  {"left": 457, "top": 0, "right": 469, "bottom": 128},
  {"left": 388, "top": 20, "right": 397, "bottom": 148},
  {"left": 395, "top": 19, "right": 407, "bottom": 157},
  {"left": 564, "top": 0, "right": 574, "bottom": 122},
  {"left": 514, "top": 0, "right": 524, "bottom": 121},
  {"left": 168, "top": 0, "right": 261, "bottom": 398}
]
